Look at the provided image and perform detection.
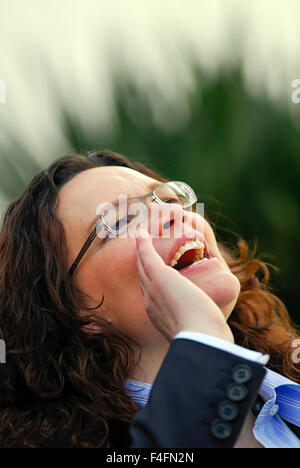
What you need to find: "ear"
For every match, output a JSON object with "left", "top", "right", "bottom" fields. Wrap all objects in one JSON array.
[
  {"left": 82, "top": 323, "right": 102, "bottom": 334},
  {"left": 81, "top": 318, "right": 112, "bottom": 335}
]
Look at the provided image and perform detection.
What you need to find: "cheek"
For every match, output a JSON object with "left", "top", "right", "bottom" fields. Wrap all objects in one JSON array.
[
  {"left": 106, "top": 244, "right": 146, "bottom": 306},
  {"left": 104, "top": 244, "right": 160, "bottom": 341},
  {"left": 86, "top": 242, "right": 153, "bottom": 331},
  {"left": 88, "top": 242, "right": 138, "bottom": 293},
  {"left": 75, "top": 243, "right": 136, "bottom": 303}
]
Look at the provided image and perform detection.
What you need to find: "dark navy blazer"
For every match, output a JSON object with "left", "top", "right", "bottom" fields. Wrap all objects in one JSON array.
[{"left": 130, "top": 339, "right": 266, "bottom": 448}]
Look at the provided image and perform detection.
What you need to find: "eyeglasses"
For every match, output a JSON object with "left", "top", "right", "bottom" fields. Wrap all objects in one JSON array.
[{"left": 69, "top": 181, "right": 197, "bottom": 275}]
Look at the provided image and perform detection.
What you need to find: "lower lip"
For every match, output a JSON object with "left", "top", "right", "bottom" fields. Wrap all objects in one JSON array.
[{"left": 178, "top": 257, "right": 219, "bottom": 276}]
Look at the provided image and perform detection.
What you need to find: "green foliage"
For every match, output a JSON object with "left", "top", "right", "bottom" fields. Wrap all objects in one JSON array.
[{"left": 0, "top": 66, "right": 299, "bottom": 323}]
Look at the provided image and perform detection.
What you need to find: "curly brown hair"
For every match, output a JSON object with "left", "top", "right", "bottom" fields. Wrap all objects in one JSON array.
[{"left": 0, "top": 150, "right": 299, "bottom": 448}]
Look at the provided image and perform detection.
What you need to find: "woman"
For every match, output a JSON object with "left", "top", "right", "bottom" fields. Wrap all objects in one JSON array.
[{"left": 0, "top": 149, "right": 299, "bottom": 448}]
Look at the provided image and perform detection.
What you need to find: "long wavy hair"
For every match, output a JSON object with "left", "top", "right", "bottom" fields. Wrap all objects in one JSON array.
[{"left": 0, "top": 150, "right": 299, "bottom": 448}]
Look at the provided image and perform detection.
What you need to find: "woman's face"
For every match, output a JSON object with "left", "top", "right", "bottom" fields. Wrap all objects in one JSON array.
[{"left": 57, "top": 166, "right": 240, "bottom": 348}]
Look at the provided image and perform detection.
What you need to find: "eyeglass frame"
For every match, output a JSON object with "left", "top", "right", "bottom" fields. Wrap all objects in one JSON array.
[{"left": 69, "top": 181, "right": 197, "bottom": 275}]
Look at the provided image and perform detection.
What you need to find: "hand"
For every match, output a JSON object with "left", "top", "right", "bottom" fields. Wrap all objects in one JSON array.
[{"left": 134, "top": 229, "right": 234, "bottom": 343}]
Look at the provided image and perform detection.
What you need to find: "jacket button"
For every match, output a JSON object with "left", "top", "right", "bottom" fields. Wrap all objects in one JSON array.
[
  {"left": 218, "top": 400, "right": 239, "bottom": 421},
  {"left": 227, "top": 383, "right": 248, "bottom": 402},
  {"left": 232, "top": 365, "right": 253, "bottom": 384},
  {"left": 210, "top": 419, "right": 232, "bottom": 440}
]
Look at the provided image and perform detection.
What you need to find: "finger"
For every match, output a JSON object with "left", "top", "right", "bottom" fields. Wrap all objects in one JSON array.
[
  {"left": 136, "top": 267, "right": 145, "bottom": 295},
  {"left": 134, "top": 229, "right": 152, "bottom": 278},
  {"left": 136, "top": 246, "right": 149, "bottom": 288},
  {"left": 134, "top": 229, "right": 166, "bottom": 278}
]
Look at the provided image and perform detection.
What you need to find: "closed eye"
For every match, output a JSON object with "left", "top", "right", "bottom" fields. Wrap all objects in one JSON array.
[
  {"left": 109, "top": 214, "right": 136, "bottom": 232},
  {"left": 162, "top": 198, "right": 181, "bottom": 204}
]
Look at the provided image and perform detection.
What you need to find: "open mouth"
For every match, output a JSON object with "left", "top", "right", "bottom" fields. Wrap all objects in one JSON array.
[{"left": 169, "top": 239, "right": 209, "bottom": 270}]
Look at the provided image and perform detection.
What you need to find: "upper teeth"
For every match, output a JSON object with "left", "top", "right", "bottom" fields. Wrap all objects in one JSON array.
[{"left": 169, "top": 239, "right": 205, "bottom": 267}]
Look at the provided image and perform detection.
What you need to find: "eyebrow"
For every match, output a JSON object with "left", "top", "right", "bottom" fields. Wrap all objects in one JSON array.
[{"left": 85, "top": 181, "right": 161, "bottom": 235}]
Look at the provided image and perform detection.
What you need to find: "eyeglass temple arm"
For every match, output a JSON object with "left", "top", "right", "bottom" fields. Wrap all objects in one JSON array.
[
  {"left": 69, "top": 228, "right": 97, "bottom": 275},
  {"left": 126, "top": 192, "right": 155, "bottom": 202}
]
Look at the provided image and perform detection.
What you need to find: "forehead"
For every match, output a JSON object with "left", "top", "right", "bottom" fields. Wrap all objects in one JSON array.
[
  {"left": 56, "top": 165, "right": 158, "bottom": 243},
  {"left": 59, "top": 165, "right": 158, "bottom": 205}
]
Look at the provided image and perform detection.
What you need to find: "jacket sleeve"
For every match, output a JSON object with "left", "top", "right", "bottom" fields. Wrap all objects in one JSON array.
[{"left": 129, "top": 338, "right": 266, "bottom": 448}]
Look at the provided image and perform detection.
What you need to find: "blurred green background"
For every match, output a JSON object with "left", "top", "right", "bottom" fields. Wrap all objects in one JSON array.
[{"left": 0, "top": 1, "right": 299, "bottom": 324}]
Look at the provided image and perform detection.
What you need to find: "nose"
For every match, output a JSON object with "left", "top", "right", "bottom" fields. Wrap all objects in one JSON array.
[{"left": 147, "top": 202, "right": 185, "bottom": 238}]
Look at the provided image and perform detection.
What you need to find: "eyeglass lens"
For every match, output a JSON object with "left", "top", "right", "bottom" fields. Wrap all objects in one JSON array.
[{"left": 96, "top": 182, "right": 196, "bottom": 237}]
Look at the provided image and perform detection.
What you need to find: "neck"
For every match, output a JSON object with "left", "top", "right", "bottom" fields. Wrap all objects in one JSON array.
[{"left": 128, "top": 339, "right": 170, "bottom": 384}]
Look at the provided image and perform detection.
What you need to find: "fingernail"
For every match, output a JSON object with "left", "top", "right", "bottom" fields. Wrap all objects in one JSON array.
[
  {"left": 140, "top": 228, "right": 149, "bottom": 238},
  {"left": 133, "top": 228, "right": 148, "bottom": 239},
  {"left": 133, "top": 230, "right": 141, "bottom": 239}
]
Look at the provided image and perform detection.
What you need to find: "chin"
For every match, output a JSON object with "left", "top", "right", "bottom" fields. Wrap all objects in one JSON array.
[{"left": 190, "top": 270, "right": 241, "bottom": 320}]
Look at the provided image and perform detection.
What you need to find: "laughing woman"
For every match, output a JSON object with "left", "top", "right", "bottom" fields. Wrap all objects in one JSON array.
[{"left": 0, "top": 150, "right": 299, "bottom": 448}]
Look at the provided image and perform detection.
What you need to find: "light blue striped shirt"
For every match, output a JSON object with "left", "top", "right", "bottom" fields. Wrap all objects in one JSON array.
[{"left": 254, "top": 368, "right": 300, "bottom": 448}]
